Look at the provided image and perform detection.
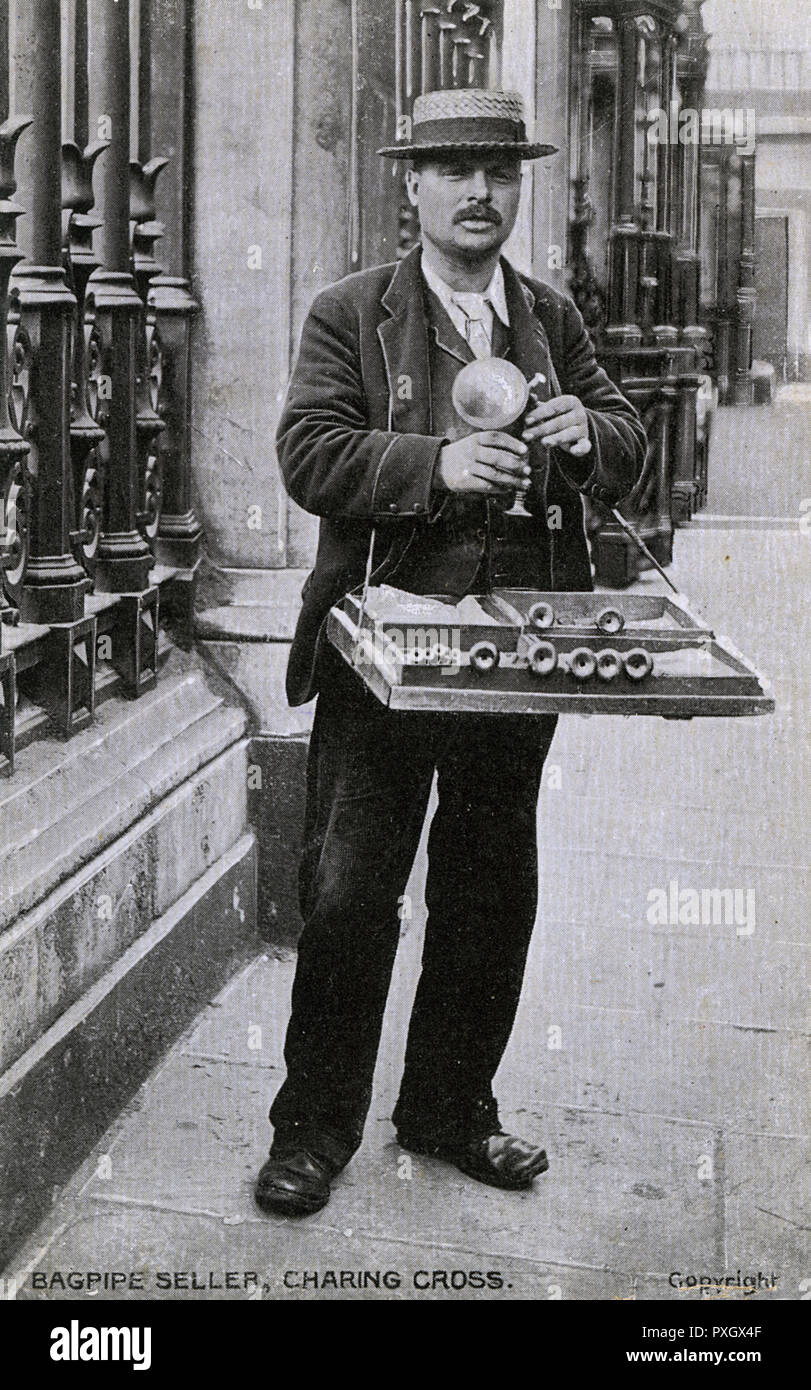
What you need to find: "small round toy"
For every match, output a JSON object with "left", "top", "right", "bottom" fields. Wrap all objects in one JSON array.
[
  {"left": 569, "top": 647, "right": 597, "bottom": 681},
  {"left": 452, "top": 357, "right": 530, "bottom": 431},
  {"left": 596, "top": 648, "right": 622, "bottom": 681},
  {"left": 469, "top": 640, "right": 499, "bottom": 674},
  {"left": 596, "top": 606, "right": 625, "bottom": 635},
  {"left": 623, "top": 647, "right": 654, "bottom": 682},
  {"left": 528, "top": 600, "right": 555, "bottom": 631},
  {"left": 527, "top": 639, "right": 557, "bottom": 677}
]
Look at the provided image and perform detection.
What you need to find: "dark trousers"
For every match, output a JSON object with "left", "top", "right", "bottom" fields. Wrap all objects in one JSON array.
[{"left": 269, "top": 653, "right": 557, "bottom": 1168}]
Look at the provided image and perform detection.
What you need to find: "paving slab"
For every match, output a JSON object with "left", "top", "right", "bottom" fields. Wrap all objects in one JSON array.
[
  {"left": 502, "top": 1001, "right": 809, "bottom": 1137},
  {"left": 14, "top": 1203, "right": 634, "bottom": 1302},
  {"left": 520, "top": 921, "right": 808, "bottom": 1033},
  {"left": 723, "top": 1133, "right": 811, "bottom": 1299}
]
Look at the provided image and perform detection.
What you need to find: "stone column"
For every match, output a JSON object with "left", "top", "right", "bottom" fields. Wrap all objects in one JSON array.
[
  {"left": 189, "top": 0, "right": 315, "bottom": 944},
  {"left": 145, "top": 0, "right": 201, "bottom": 575}
]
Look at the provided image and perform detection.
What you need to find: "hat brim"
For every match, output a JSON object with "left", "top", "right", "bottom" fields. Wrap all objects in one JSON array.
[{"left": 377, "top": 140, "right": 558, "bottom": 160}]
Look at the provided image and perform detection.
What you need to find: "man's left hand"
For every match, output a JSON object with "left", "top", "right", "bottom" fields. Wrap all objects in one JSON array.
[{"left": 522, "top": 394, "right": 590, "bottom": 454}]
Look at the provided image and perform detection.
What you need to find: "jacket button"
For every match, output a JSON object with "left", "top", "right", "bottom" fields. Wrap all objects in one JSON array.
[{"left": 389, "top": 503, "right": 398, "bottom": 512}]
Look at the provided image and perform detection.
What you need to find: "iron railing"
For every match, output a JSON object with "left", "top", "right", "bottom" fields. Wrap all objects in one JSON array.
[{"left": 0, "top": 0, "right": 200, "bottom": 772}]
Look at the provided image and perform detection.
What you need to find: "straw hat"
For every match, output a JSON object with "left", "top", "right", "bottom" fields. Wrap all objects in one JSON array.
[{"left": 377, "top": 88, "right": 557, "bottom": 160}]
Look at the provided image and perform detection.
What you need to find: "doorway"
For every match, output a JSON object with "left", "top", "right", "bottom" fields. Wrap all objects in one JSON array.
[{"left": 754, "top": 213, "right": 789, "bottom": 380}]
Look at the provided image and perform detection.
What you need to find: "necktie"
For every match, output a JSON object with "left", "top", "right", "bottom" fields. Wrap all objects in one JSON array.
[{"left": 452, "top": 293, "right": 492, "bottom": 361}]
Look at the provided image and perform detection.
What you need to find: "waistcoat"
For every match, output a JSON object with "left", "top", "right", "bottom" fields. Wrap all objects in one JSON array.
[{"left": 386, "top": 282, "right": 552, "bottom": 597}]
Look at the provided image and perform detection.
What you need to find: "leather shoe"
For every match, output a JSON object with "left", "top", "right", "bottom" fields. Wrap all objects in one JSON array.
[
  {"left": 254, "top": 1148, "right": 334, "bottom": 1217},
  {"left": 398, "top": 1130, "right": 549, "bottom": 1191}
]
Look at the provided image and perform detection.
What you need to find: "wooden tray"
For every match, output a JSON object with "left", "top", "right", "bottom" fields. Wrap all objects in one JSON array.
[{"left": 327, "top": 587, "right": 774, "bottom": 719}]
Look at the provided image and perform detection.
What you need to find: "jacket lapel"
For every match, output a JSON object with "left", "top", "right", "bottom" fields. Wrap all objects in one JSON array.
[
  {"left": 377, "top": 246, "right": 432, "bottom": 434},
  {"left": 501, "top": 257, "right": 556, "bottom": 403},
  {"left": 424, "top": 289, "right": 475, "bottom": 367},
  {"left": 376, "top": 250, "right": 557, "bottom": 435}
]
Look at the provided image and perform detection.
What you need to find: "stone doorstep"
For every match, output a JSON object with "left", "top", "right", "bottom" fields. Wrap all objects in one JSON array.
[
  {"left": 0, "top": 738, "right": 250, "bottom": 1076},
  {"left": 0, "top": 680, "right": 249, "bottom": 931},
  {"left": 0, "top": 834, "right": 258, "bottom": 1273},
  {"left": 202, "top": 639, "right": 312, "bottom": 738},
  {"left": 0, "top": 652, "right": 238, "bottom": 855},
  {"left": 194, "top": 563, "right": 308, "bottom": 636},
  {"left": 196, "top": 606, "right": 294, "bottom": 642},
  {"left": 2, "top": 704, "right": 247, "bottom": 932}
]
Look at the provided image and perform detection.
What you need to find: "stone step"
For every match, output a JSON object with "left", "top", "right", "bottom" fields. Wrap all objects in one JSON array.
[
  {"left": 0, "top": 833, "right": 257, "bottom": 1271},
  {"left": 0, "top": 648, "right": 249, "bottom": 930},
  {"left": 0, "top": 738, "right": 250, "bottom": 1075},
  {"left": 195, "top": 563, "right": 307, "bottom": 635},
  {"left": 0, "top": 638, "right": 256, "bottom": 1269},
  {"left": 1, "top": 648, "right": 225, "bottom": 852}
]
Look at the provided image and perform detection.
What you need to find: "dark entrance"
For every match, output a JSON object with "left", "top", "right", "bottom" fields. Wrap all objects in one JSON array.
[{"left": 754, "top": 214, "right": 789, "bottom": 380}]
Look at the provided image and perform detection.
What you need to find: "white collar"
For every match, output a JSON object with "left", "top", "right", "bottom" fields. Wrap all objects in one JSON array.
[{"left": 420, "top": 252, "right": 510, "bottom": 327}]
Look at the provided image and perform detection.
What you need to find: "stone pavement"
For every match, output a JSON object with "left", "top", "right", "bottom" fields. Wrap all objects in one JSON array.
[
  {"left": 6, "top": 521, "right": 808, "bottom": 1303},
  {"left": 701, "top": 392, "right": 811, "bottom": 519}
]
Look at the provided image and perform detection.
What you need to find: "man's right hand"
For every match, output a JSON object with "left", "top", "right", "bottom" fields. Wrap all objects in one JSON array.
[{"left": 437, "top": 432, "right": 531, "bottom": 495}]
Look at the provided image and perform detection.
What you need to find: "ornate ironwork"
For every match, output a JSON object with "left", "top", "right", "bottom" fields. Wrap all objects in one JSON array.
[
  {"left": 0, "top": 0, "right": 198, "bottom": 767},
  {"left": 111, "top": 587, "right": 158, "bottom": 696},
  {"left": 148, "top": 275, "right": 202, "bottom": 570},
  {"left": 140, "top": 324, "right": 164, "bottom": 545},
  {"left": 11, "top": 0, "right": 88, "bottom": 623},
  {"left": 569, "top": 175, "right": 605, "bottom": 337},
  {"left": 699, "top": 145, "right": 757, "bottom": 406},
  {"left": 87, "top": 0, "right": 153, "bottom": 594},
  {"left": 62, "top": 135, "right": 108, "bottom": 576},
  {"left": 0, "top": 114, "right": 31, "bottom": 625},
  {"left": 1, "top": 446, "right": 29, "bottom": 606},
  {"left": 0, "top": 648, "right": 14, "bottom": 772},
  {"left": 27, "top": 613, "right": 97, "bottom": 734},
  {"left": 130, "top": 155, "right": 168, "bottom": 548}
]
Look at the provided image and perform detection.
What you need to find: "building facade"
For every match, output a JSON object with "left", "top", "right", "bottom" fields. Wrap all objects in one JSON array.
[
  {"left": 704, "top": 17, "right": 810, "bottom": 384},
  {"left": 0, "top": 0, "right": 776, "bottom": 1267},
  {"left": 0, "top": 0, "right": 256, "bottom": 1268}
]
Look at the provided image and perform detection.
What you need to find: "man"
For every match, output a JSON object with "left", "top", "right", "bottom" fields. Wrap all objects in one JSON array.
[{"left": 255, "top": 89, "right": 646, "bottom": 1217}]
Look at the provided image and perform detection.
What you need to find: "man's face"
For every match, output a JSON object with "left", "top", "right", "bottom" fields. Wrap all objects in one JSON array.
[{"left": 405, "top": 154, "right": 522, "bottom": 263}]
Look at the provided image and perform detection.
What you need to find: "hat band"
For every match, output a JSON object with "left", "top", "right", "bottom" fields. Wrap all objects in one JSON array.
[{"left": 408, "top": 115, "right": 529, "bottom": 148}]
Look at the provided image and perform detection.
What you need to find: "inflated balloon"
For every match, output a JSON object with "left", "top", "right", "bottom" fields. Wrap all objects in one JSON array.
[{"left": 452, "top": 357, "right": 530, "bottom": 431}]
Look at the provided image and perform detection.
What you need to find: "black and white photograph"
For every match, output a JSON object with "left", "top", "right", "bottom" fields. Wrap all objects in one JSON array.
[{"left": 0, "top": 0, "right": 807, "bottom": 1351}]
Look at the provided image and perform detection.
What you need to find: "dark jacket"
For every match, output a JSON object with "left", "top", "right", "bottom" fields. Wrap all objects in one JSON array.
[{"left": 276, "top": 245, "right": 647, "bottom": 705}]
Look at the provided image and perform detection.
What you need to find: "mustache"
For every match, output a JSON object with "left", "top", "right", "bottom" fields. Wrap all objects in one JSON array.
[{"left": 454, "top": 204, "right": 502, "bottom": 225}]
